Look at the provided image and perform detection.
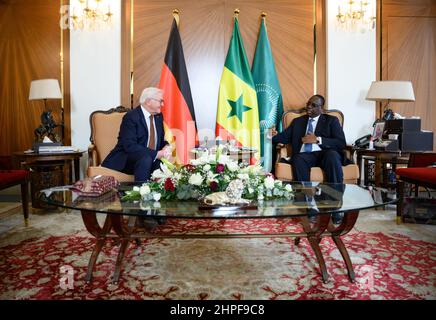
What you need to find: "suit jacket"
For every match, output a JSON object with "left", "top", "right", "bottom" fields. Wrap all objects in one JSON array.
[
  {"left": 272, "top": 114, "right": 349, "bottom": 164},
  {"left": 102, "top": 106, "right": 168, "bottom": 172}
]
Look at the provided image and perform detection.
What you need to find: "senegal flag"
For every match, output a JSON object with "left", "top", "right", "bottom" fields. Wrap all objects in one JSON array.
[
  {"left": 216, "top": 18, "right": 260, "bottom": 163},
  {"left": 252, "top": 18, "right": 283, "bottom": 173}
]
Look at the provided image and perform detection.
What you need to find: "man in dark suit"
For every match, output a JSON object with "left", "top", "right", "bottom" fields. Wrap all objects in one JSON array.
[
  {"left": 102, "top": 87, "right": 172, "bottom": 182},
  {"left": 271, "top": 94, "right": 347, "bottom": 183}
]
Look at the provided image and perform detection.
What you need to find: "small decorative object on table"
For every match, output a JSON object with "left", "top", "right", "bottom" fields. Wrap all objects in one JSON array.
[
  {"left": 122, "top": 146, "right": 294, "bottom": 204},
  {"left": 72, "top": 175, "right": 119, "bottom": 197}
]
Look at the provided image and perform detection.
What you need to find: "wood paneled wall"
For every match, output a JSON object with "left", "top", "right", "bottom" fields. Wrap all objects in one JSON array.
[
  {"left": 0, "top": 0, "right": 69, "bottom": 156},
  {"left": 126, "top": 0, "right": 322, "bottom": 114},
  {"left": 381, "top": 0, "right": 436, "bottom": 150}
]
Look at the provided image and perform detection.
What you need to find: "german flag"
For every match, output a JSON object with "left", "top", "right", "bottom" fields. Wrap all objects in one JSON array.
[{"left": 158, "top": 18, "right": 197, "bottom": 165}]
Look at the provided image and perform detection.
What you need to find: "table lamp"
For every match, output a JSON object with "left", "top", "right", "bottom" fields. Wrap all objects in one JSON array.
[
  {"left": 365, "top": 81, "right": 415, "bottom": 120},
  {"left": 29, "top": 79, "right": 63, "bottom": 143}
]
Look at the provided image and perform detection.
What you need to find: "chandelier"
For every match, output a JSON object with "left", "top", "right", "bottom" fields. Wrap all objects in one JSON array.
[
  {"left": 336, "top": 0, "right": 376, "bottom": 32},
  {"left": 70, "top": 0, "right": 113, "bottom": 30}
]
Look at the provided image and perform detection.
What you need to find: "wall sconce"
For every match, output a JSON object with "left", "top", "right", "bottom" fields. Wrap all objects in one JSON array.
[
  {"left": 70, "top": 0, "right": 113, "bottom": 31},
  {"left": 336, "top": 0, "right": 376, "bottom": 32}
]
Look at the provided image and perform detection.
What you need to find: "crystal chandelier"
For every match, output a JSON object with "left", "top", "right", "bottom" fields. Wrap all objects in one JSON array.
[
  {"left": 336, "top": 0, "right": 376, "bottom": 32},
  {"left": 70, "top": 0, "right": 113, "bottom": 31}
]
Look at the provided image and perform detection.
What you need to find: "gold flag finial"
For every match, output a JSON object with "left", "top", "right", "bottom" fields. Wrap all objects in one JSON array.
[
  {"left": 172, "top": 9, "right": 180, "bottom": 26},
  {"left": 234, "top": 8, "right": 240, "bottom": 18},
  {"left": 261, "top": 11, "right": 267, "bottom": 18}
]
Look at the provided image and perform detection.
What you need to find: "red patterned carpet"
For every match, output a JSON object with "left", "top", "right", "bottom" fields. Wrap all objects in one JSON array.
[{"left": 0, "top": 218, "right": 435, "bottom": 300}]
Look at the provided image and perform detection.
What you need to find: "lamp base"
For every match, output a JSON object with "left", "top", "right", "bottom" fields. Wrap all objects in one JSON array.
[
  {"left": 383, "top": 108, "right": 395, "bottom": 121},
  {"left": 34, "top": 111, "right": 62, "bottom": 143}
]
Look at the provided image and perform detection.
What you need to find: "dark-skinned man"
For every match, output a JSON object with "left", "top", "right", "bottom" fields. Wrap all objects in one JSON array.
[{"left": 270, "top": 94, "right": 347, "bottom": 183}]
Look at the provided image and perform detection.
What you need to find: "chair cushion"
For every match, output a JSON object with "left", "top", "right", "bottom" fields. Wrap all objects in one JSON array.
[
  {"left": 275, "top": 162, "right": 359, "bottom": 183},
  {"left": 0, "top": 170, "right": 28, "bottom": 188},
  {"left": 87, "top": 166, "right": 134, "bottom": 183},
  {"left": 397, "top": 168, "right": 436, "bottom": 184}
]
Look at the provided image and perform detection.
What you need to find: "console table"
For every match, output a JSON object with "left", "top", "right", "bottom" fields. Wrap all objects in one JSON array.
[{"left": 14, "top": 151, "right": 84, "bottom": 208}]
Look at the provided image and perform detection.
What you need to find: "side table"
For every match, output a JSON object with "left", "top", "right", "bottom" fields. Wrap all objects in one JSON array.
[
  {"left": 354, "top": 149, "right": 409, "bottom": 188},
  {"left": 14, "top": 151, "right": 85, "bottom": 209}
]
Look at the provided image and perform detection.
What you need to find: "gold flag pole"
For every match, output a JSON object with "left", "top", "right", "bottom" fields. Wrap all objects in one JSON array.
[
  {"left": 173, "top": 9, "right": 180, "bottom": 27},
  {"left": 234, "top": 8, "right": 240, "bottom": 19},
  {"left": 261, "top": 11, "right": 267, "bottom": 28}
]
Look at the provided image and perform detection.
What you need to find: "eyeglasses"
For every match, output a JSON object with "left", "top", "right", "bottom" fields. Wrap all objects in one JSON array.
[
  {"left": 150, "top": 98, "right": 164, "bottom": 104},
  {"left": 305, "top": 102, "right": 321, "bottom": 110}
]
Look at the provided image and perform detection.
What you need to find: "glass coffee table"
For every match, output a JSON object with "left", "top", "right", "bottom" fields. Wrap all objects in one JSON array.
[{"left": 40, "top": 182, "right": 395, "bottom": 284}]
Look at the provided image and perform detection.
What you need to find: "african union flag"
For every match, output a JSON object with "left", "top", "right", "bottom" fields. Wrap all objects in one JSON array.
[
  {"left": 215, "top": 18, "right": 260, "bottom": 163},
  {"left": 252, "top": 17, "right": 283, "bottom": 172}
]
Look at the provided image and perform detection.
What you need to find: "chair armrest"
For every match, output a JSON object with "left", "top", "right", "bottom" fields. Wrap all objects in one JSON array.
[
  {"left": 275, "top": 143, "right": 289, "bottom": 162},
  {"left": 88, "top": 144, "right": 98, "bottom": 167},
  {"left": 344, "top": 145, "right": 354, "bottom": 161}
]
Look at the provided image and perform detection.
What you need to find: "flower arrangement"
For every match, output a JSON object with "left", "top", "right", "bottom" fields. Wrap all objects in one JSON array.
[{"left": 122, "top": 147, "right": 293, "bottom": 203}]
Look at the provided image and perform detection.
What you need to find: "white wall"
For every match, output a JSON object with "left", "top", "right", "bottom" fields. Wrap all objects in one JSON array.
[
  {"left": 327, "top": 0, "right": 377, "bottom": 144},
  {"left": 70, "top": 0, "right": 121, "bottom": 177}
]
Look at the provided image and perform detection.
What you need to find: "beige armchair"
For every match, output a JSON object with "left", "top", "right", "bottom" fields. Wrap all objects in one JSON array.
[
  {"left": 275, "top": 109, "right": 359, "bottom": 184},
  {"left": 87, "top": 106, "right": 135, "bottom": 182}
]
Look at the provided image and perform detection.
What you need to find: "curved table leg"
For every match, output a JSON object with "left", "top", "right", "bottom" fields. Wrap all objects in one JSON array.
[
  {"left": 299, "top": 214, "right": 331, "bottom": 283},
  {"left": 81, "top": 210, "right": 112, "bottom": 282},
  {"left": 328, "top": 210, "right": 359, "bottom": 282},
  {"left": 109, "top": 214, "right": 135, "bottom": 283},
  {"left": 112, "top": 239, "right": 130, "bottom": 284}
]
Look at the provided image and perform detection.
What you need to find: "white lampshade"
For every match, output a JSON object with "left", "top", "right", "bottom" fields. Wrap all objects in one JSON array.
[
  {"left": 366, "top": 81, "right": 415, "bottom": 102},
  {"left": 29, "top": 79, "right": 62, "bottom": 100}
]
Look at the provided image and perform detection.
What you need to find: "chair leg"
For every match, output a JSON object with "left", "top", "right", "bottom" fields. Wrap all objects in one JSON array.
[
  {"left": 20, "top": 182, "right": 29, "bottom": 226},
  {"left": 396, "top": 180, "right": 404, "bottom": 225}
]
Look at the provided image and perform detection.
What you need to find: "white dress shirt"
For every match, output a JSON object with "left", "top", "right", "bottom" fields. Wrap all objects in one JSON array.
[
  {"left": 140, "top": 106, "right": 157, "bottom": 150},
  {"left": 299, "top": 115, "right": 322, "bottom": 153}
]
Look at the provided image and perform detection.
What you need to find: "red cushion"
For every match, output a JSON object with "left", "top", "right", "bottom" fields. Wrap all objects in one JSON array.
[
  {"left": 396, "top": 168, "right": 436, "bottom": 184},
  {"left": 0, "top": 170, "right": 28, "bottom": 188}
]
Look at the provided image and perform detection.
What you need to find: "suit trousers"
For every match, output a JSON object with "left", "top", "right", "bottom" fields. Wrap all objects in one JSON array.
[
  {"left": 291, "top": 149, "right": 343, "bottom": 183},
  {"left": 124, "top": 150, "right": 161, "bottom": 182}
]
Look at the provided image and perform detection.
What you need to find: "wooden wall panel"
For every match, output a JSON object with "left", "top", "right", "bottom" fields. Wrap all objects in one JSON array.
[
  {"left": 132, "top": 0, "right": 317, "bottom": 117},
  {"left": 0, "top": 0, "right": 68, "bottom": 156},
  {"left": 381, "top": 0, "right": 436, "bottom": 150}
]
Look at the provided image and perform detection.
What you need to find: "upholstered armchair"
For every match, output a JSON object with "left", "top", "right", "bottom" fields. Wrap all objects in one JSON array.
[
  {"left": 87, "top": 106, "right": 135, "bottom": 182},
  {"left": 396, "top": 152, "right": 436, "bottom": 223},
  {"left": 274, "top": 109, "right": 360, "bottom": 184}
]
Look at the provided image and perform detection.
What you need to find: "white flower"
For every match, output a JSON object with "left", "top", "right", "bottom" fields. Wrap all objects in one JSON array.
[
  {"left": 264, "top": 176, "right": 275, "bottom": 189},
  {"left": 189, "top": 173, "right": 204, "bottom": 186},
  {"left": 257, "top": 193, "right": 264, "bottom": 200},
  {"left": 203, "top": 164, "right": 211, "bottom": 172},
  {"left": 153, "top": 192, "right": 161, "bottom": 201},
  {"left": 133, "top": 186, "right": 140, "bottom": 192},
  {"left": 237, "top": 173, "right": 249, "bottom": 180},
  {"left": 248, "top": 187, "right": 254, "bottom": 194},
  {"left": 285, "top": 184, "right": 293, "bottom": 192},
  {"left": 139, "top": 185, "right": 151, "bottom": 196},
  {"left": 226, "top": 161, "right": 239, "bottom": 172},
  {"left": 218, "top": 155, "right": 231, "bottom": 165}
]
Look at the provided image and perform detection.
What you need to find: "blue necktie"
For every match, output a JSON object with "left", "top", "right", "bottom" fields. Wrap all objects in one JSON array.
[{"left": 304, "top": 118, "right": 314, "bottom": 152}]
